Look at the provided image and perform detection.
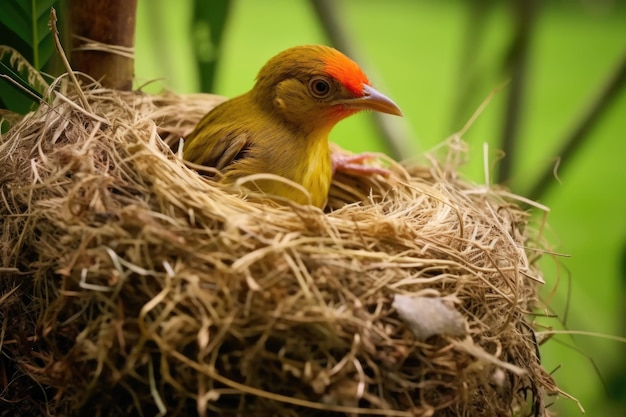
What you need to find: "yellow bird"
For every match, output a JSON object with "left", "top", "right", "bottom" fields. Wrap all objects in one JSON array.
[{"left": 183, "top": 45, "right": 402, "bottom": 208}]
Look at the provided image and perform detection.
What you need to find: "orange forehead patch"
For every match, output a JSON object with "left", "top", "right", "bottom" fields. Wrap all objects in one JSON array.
[{"left": 323, "top": 49, "right": 369, "bottom": 97}]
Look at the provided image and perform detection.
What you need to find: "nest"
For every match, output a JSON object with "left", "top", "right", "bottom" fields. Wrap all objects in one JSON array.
[{"left": 0, "top": 81, "right": 558, "bottom": 417}]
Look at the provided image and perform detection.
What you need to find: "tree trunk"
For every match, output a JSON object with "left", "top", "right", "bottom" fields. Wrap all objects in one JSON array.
[{"left": 69, "top": 0, "right": 137, "bottom": 90}]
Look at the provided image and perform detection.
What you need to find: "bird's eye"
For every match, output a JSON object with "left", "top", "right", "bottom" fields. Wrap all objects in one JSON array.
[{"left": 308, "top": 76, "right": 332, "bottom": 99}]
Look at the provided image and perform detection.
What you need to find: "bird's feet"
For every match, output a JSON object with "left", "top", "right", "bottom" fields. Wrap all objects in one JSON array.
[{"left": 331, "top": 152, "right": 390, "bottom": 176}]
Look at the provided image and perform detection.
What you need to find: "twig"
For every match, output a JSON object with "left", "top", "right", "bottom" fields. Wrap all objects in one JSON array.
[
  {"left": 497, "top": 0, "right": 539, "bottom": 184},
  {"left": 528, "top": 49, "right": 626, "bottom": 201},
  {"left": 449, "top": 0, "right": 492, "bottom": 133}
]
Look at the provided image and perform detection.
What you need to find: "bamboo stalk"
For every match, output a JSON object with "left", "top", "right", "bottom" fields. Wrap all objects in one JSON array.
[{"left": 69, "top": 0, "right": 137, "bottom": 90}]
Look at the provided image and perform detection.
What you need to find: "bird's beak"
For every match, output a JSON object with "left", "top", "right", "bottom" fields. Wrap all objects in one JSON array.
[{"left": 335, "top": 84, "right": 403, "bottom": 116}]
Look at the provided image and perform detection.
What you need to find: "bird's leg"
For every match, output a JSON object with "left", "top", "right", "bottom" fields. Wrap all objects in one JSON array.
[{"left": 331, "top": 152, "right": 390, "bottom": 176}]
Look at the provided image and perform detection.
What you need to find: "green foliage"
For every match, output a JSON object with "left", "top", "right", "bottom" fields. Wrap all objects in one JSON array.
[
  {"left": 0, "top": 0, "right": 58, "bottom": 69},
  {"left": 0, "top": 0, "right": 59, "bottom": 112},
  {"left": 0, "top": 51, "right": 45, "bottom": 114}
]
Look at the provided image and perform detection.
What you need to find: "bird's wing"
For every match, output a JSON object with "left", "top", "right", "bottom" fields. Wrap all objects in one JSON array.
[
  {"left": 212, "top": 133, "right": 250, "bottom": 170},
  {"left": 184, "top": 129, "right": 251, "bottom": 171}
]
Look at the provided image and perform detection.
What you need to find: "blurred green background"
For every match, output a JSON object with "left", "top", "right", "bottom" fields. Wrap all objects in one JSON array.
[{"left": 132, "top": 0, "right": 626, "bottom": 415}]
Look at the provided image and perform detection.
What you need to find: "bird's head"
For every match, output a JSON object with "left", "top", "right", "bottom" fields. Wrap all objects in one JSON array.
[{"left": 251, "top": 45, "right": 402, "bottom": 134}]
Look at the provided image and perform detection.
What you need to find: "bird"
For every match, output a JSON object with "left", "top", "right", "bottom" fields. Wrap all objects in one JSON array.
[{"left": 183, "top": 44, "right": 402, "bottom": 208}]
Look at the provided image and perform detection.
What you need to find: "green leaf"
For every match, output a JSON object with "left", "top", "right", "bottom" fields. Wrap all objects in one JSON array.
[
  {"left": 38, "top": 30, "right": 54, "bottom": 67},
  {"left": 0, "top": 3, "right": 31, "bottom": 44},
  {"left": 0, "top": 76, "right": 36, "bottom": 114},
  {"left": 0, "top": 46, "right": 49, "bottom": 113},
  {"left": 36, "top": 0, "right": 57, "bottom": 17},
  {"left": 0, "top": 61, "right": 43, "bottom": 101},
  {"left": 0, "top": 0, "right": 59, "bottom": 69},
  {"left": 37, "top": 9, "right": 52, "bottom": 43}
]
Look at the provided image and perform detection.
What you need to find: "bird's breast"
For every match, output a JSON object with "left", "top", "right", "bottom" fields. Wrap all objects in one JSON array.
[{"left": 297, "top": 135, "right": 332, "bottom": 208}]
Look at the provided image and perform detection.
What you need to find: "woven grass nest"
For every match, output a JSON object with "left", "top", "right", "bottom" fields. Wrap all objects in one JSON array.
[{"left": 0, "top": 80, "right": 558, "bottom": 417}]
